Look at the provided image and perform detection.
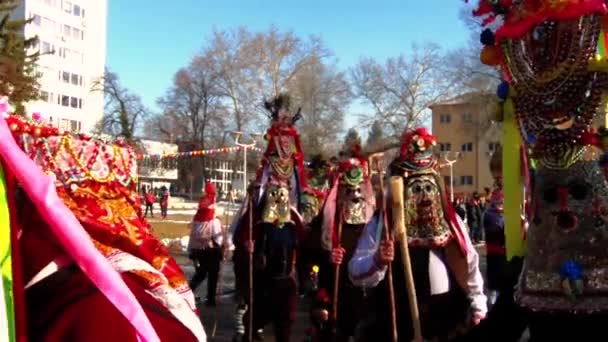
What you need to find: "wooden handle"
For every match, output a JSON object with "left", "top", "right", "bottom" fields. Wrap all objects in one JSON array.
[
  {"left": 247, "top": 198, "right": 254, "bottom": 342},
  {"left": 389, "top": 176, "right": 405, "bottom": 240},
  {"left": 389, "top": 176, "right": 423, "bottom": 342}
]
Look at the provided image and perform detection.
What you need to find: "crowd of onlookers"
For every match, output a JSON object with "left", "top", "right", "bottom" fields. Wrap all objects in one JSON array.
[{"left": 452, "top": 187, "right": 494, "bottom": 245}]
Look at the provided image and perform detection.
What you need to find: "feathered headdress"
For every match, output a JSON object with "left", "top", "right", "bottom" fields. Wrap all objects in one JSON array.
[{"left": 264, "top": 93, "right": 302, "bottom": 124}]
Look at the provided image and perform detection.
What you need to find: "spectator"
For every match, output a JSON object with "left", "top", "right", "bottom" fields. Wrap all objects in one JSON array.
[
  {"left": 466, "top": 192, "right": 484, "bottom": 244},
  {"left": 187, "top": 182, "right": 223, "bottom": 306},
  {"left": 160, "top": 186, "right": 170, "bottom": 219},
  {"left": 144, "top": 189, "right": 155, "bottom": 218}
]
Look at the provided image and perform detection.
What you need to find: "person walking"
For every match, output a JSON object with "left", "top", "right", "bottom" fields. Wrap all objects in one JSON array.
[
  {"left": 144, "top": 188, "right": 155, "bottom": 218},
  {"left": 160, "top": 186, "right": 170, "bottom": 219},
  {"left": 187, "top": 181, "right": 224, "bottom": 306},
  {"left": 466, "top": 192, "right": 484, "bottom": 244}
]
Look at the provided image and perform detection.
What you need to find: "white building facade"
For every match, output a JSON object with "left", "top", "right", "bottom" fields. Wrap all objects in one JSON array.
[
  {"left": 138, "top": 139, "right": 179, "bottom": 192},
  {"left": 15, "top": 0, "right": 107, "bottom": 133}
]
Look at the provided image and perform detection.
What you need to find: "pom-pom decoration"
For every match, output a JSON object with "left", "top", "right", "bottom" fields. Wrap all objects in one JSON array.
[
  {"left": 480, "top": 28, "right": 496, "bottom": 45},
  {"left": 480, "top": 45, "right": 502, "bottom": 66},
  {"left": 496, "top": 81, "right": 510, "bottom": 100}
]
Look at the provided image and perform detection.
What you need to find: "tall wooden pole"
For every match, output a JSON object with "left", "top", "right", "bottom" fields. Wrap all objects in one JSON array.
[
  {"left": 247, "top": 197, "right": 254, "bottom": 342},
  {"left": 389, "top": 176, "right": 422, "bottom": 342},
  {"left": 331, "top": 216, "right": 343, "bottom": 341}
]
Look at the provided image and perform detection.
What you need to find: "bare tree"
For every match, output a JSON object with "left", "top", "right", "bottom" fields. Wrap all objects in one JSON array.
[
  {"left": 287, "top": 56, "right": 351, "bottom": 157},
  {"left": 92, "top": 68, "right": 148, "bottom": 142},
  {"left": 351, "top": 43, "right": 453, "bottom": 142}
]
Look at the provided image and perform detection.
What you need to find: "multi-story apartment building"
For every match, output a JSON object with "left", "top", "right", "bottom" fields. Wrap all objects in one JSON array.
[
  {"left": 430, "top": 93, "right": 502, "bottom": 197},
  {"left": 14, "top": 0, "right": 107, "bottom": 133}
]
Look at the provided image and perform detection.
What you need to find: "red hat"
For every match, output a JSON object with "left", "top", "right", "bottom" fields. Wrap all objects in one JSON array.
[
  {"left": 205, "top": 181, "right": 216, "bottom": 197},
  {"left": 397, "top": 127, "right": 437, "bottom": 171}
]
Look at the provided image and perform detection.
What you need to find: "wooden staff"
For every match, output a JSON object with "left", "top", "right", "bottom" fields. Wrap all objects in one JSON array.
[
  {"left": 331, "top": 214, "right": 343, "bottom": 341},
  {"left": 370, "top": 154, "right": 398, "bottom": 342},
  {"left": 247, "top": 196, "right": 254, "bottom": 342},
  {"left": 389, "top": 176, "right": 422, "bottom": 342}
]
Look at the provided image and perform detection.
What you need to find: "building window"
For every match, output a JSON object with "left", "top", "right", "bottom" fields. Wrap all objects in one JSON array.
[
  {"left": 62, "top": 71, "right": 70, "bottom": 83},
  {"left": 460, "top": 176, "right": 474, "bottom": 186},
  {"left": 488, "top": 142, "right": 501, "bottom": 152},
  {"left": 439, "top": 114, "right": 451, "bottom": 124},
  {"left": 82, "top": 8, "right": 85, "bottom": 18},
  {"left": 70, "top": 97, "right": 78, "bottom": 108},
  {"left": 32, "top": 14, "right": 42, "bottom": 26},
  {"left": 70, "top": 120, "right": 79, "bottom": 132},
  {"left": 73, "top": 4, "right": 81, "bottom": 16},
  {"left": 40, "top": 91, "right": 49, "bottom": 102},
  {"left": 61, "top": 95, "right": 69, "bottom": 107},
  {"left": 462, "top": 112, "right": 473, "bottom": 123},
  {"left": 71, "top": 73, "right": 79, "bottom": 85},
  {"left": 78, "top": 121, "right": 82, "bottom": 131},
  {"left": 78, "top": 98, "right": 83, "bottom": 108},
  {"left": 63, "top": 1, "right": 72, "bottom": 14},
  {"left": 81, "top": 30, "right": 85, "bottom": 40},
  {"left": 60, "top": 119, "right": 70, "bottom": 131},
  {"left": 63, "top": 24, "right": 71, "bottom": 37},
  {"left": 461, "top": 142, "right": 473, "bottom": 152},
  {"left": 41, "top": 41, "right": 52, "bottom": 54},
  {"left": 79, "top": 75, "right": 83, "bottom": 86},
  {"left": 439, "top": 143, "right": 452, "bottom": 152}
]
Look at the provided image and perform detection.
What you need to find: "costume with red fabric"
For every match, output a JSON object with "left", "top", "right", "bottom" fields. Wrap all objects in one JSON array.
[
  {"left": 308, "top": 144, "right": 375, "bottom": 341},
  {"left": 231, "top": 94, "right": 308, "bottom": 342},
  {"left": 348, "top": 127, "right": 486, "bottom": 341},
  {"left": 3, "top": 114, "right": 206, "bottom": 341}
]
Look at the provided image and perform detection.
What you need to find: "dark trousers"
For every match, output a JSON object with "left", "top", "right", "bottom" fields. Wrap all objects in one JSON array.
[
  {"left": 160, "top": 205, "right": 168, "bottom": 218},
  {"left": 470, "top": 224, "right": 483, "bottom": 243},
  {"left": 243, "top": 275, "right": 298, "bottom": 342},
  {"left": 144, "top": 203, "right": 154, "bottom": 217},
  {"left": 189, "top": 248, "right": 222, "bottom": 302}
]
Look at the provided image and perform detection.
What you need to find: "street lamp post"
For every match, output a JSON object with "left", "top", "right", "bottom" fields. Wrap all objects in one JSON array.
[
  {"left": 443, "top": 151, "right": 461, "bottom": 204},
  {"left": 231, "top": 131, "right": 259, "bottom": 196}
]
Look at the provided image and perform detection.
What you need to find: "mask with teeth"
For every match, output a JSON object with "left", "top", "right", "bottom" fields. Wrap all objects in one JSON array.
[{"left": 339, "top": 165, "right": 367, "bottom": 225}]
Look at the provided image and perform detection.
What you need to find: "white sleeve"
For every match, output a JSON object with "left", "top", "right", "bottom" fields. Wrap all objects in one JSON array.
[
  {"left": 212, "top": 219, "right": 224, "bottom": 246},
  {"left": 348, "top": 213, "right": 387, "bottom": 288},
  {"left": 459, "top": 217, "right": 488, "bottom": 318}
]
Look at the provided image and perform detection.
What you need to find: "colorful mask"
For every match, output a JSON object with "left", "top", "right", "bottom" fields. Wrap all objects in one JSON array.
[
  {"left": 301, "top": 190, "right": 322, "bottom": 224},
  {"left": 403, "top": 173, "right": 452, "bottom": 247},
  {"left": 338, "top": 163, "right": 367, "bottom": 225},
  {"left": 516, "top": 154, "right": 608, "bottom": 311},
  {"left": 390, "top": 127, "right": 463, "bottom": 250},
  {"left": 262, "top": 184, "right": 292, "bottom": 226},
  {"left": 470, "top": 0, "right": 608, "bottom": 312}
]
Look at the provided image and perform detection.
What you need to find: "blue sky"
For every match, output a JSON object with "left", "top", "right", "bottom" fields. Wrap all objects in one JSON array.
[{"left": 107, "top": 0, "right": 471, "bottom": 129}]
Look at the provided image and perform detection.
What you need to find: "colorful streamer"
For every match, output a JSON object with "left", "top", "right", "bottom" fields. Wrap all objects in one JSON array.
[
  {"left": 137, "top": 145, "right": 262, "bottom": 160},
  {"left": 0, "top": 165, "right": 14, "bottom": 342},
  {"left": 503, "top": 98, "right": 527, "bottom": 260}
]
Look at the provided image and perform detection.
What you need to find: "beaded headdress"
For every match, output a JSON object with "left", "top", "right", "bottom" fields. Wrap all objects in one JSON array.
[
  {"left": 5, "top": 115, "right": 204, "bottom": 336},
  {"left": 470, "top": 0, "right": 608, "bottom": 313},
  {"left": 392, "top": 127, "right": 438, "bottom": 174}
]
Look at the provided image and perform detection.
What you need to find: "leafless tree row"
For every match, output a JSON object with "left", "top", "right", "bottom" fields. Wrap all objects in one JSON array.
[{"left": 97, "top": 22, "right": 499, "bottom": 158}]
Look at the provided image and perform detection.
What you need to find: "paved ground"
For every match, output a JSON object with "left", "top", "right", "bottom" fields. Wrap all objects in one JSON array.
[{"left": 174, "top": 246, "right": 490, "bottom": 342}]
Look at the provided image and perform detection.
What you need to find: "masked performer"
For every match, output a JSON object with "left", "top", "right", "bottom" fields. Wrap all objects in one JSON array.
[
  {"left": 308, "top": 144, "right": 375, "bottom": 342},
  {"left": 455, "top": 1, "right": 608, "bottom": 341},
  {"left": 231, "top": 93, "right": 308, "bottom": 342},
  {"left": 349, "top": 127, "right": 486, "bottom": 341},
  {"left": 0, "top": 112, "right": 206, "bottom": 341},
  {"left": 188, "top": 181, "right": 224, "bottom": 306}
]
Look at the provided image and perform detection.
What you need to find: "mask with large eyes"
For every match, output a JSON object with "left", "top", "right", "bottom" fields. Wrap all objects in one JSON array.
[
  {"left": 517, "top": 159, "right": 608, "bottom": 313},
  {"left": 262, "top": 184, "right": 292, "bottom": 226},
  {"left": 301, "top": 192, "right": 321, "bottom": 224},
  {"left": 403, "top": 174, "right": 451, "bottom": 248},
  {"left": 338, "top": 166, "right": 367, "bottom": 225}
]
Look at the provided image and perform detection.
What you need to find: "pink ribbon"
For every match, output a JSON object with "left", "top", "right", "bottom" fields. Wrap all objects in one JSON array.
[{"left": 0, "top": 116, "right": 159, "bottom": 342}]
